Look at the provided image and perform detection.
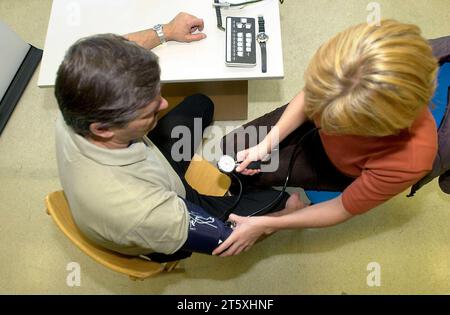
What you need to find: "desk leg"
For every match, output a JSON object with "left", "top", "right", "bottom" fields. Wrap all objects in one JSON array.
[{"left": 161, "top": 81, "right": 248, "bottom": 121}]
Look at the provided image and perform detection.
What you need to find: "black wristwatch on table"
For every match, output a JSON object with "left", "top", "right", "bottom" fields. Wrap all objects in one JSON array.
[{"left": 256, "top": 15, "right": 269, "bottom": 73}]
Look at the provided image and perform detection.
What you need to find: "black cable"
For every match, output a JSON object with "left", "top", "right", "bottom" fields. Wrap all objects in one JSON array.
[
  {"left": 247, "top": 127, "right": 319, "bottom": 217},
  {"left": 226, "top": 0, "right": 284, "bottom": 6},
  {"left": 219, "top": 172, "right": 243, "bottom": 221},
  {"left": 214, "top": 0, "right": 284, "bottom": 31},
  {"left": 227, "top": 0, "right": 264, "bottom": 6}
]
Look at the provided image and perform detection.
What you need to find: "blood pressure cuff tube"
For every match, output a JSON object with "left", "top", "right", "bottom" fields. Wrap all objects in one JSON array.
[{"left": 180, "top": 198, "right": 233, "bottom": 255}]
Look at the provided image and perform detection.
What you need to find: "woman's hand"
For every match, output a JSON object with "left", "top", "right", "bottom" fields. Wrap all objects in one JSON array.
[
  {"left": 212, "top": 214, "right": 272, "bottom": 256},
  {"left": 235, "top": 142, "right": 270, "bottom": 176}
]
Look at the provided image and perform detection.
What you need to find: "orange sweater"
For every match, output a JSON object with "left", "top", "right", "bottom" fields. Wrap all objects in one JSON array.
[{"left": 317, "top": 108, "right": 438, "bottom": 214}]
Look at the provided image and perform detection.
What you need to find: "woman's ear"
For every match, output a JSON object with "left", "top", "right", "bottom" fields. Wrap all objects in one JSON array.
[{"left": 89, "top": 122, "right": 114, "bottom": 139}]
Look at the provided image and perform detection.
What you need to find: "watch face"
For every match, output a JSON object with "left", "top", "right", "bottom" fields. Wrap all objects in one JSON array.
[{"left": 257, "top": 33, "right": 269, "bottom": 43}]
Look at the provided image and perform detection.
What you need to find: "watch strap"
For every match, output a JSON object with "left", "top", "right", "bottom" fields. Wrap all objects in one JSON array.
[
  {"left": 153, "top": 24, "right": 166, "bottom": 44},
  {"left": 258, "top": 16, "right": 265, "bottom": 33},
  {"left": 260, "top": 42, "right": 267, "bottom": 73}
]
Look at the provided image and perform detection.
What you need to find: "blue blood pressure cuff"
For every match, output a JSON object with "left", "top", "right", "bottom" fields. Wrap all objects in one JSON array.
[
  {"left": 180, "top": 198, "right": 233, "bottom": 255},
  {"left": 145, "top": 198, "right": 233, "bottom": 263}
]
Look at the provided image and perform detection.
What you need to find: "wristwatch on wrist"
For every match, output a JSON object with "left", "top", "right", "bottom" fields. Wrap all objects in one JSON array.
[
  {"left": 256, "top": 15, "right": 269, "bottom": 73},
  {"left": 152, "top": 24, "right": 166, "bottom": 44}
]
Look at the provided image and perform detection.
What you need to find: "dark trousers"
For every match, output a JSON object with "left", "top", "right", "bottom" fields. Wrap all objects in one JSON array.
[
  {"left": 221, "top": 104, "right": 355, "bottom": 192},
  {"left": 148, "top": 94, "right": 289, "bottom": 219}
]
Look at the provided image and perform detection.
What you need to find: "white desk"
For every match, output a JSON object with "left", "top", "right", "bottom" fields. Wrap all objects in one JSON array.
[{"left": 38, "top": 0, "right": 284, "bottom": 118}]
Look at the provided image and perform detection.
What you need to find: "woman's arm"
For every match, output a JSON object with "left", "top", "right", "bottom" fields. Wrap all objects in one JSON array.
[
  {"left": 261, "top": 90, "right": 308, "bottom": 153},
  {"left": 212, "top": 195, "right": 353, "bottom": 256},
  {"left": 236, "top": 90, "right": 308, "bottom": 173}
]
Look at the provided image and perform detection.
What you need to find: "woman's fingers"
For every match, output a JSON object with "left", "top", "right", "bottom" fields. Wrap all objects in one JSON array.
[
  {"left": 236, "top": 149, "right": 248, "bottom": 162},
  {"left": 219, "top": 242, "right": 241, "bottom": 257},
  {"left": 240, "top": 169, "right": 261, "bottom": 176},
  {"left": 212, "top": 237, "right": 233, "bottom": 255}
]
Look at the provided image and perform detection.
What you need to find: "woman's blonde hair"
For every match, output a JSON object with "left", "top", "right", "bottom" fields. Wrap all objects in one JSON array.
[{"left": 303, "top": 20, "right": 438, "bottom": 136}]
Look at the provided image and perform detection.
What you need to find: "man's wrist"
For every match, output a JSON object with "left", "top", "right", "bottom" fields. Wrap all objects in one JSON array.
[{"left": 162, "top": 23, "right": 173, "bottom": 42}]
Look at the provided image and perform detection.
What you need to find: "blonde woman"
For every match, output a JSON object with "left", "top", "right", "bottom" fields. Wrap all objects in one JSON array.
[{"left": 215, "top": 20, "right": 439, "bottom": 256}]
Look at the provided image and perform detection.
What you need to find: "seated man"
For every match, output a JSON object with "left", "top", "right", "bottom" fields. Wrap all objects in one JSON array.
[{"left": 54, "top": 12, "right": 300, "bottom": 262}]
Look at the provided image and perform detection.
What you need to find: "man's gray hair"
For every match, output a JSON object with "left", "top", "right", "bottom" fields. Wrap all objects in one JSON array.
[{"left": 55, "top": 33, "right": 161, "bottom": 136}]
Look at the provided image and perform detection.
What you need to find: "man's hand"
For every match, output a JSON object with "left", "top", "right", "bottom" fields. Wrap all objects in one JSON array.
[{"left": 164, "top": 12, "right": 206, "bottom": 43}]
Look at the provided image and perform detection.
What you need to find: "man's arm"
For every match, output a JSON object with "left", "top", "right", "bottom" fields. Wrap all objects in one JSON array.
[
  {"left": 124, "top": 12, "right": 206, "bottom": 49},
  {"left": 212, "top": 196, "right": 353, "bottom": 256}
]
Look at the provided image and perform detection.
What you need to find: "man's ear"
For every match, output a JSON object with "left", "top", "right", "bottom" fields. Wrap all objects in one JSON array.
[{"left": 89, "top": 122, "right": 114, "bottom": 139}]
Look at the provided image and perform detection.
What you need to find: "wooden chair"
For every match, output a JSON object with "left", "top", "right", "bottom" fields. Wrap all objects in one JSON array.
[{"left": 45, "top": 156, "right": 231, "bottom": 280}]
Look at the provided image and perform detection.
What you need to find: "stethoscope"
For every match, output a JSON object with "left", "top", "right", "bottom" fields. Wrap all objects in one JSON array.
[{"left": 217, "top": 127, "right": 320, "bottom": 221}]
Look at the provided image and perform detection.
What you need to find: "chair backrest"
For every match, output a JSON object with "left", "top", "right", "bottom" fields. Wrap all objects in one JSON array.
[{"left": 45, "top": 191, "right": 177, "bottom": 280}]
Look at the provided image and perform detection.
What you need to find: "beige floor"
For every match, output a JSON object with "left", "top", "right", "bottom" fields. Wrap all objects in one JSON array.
[{"left": 1, "top": 0, "right": 449, "bottom": 294}]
